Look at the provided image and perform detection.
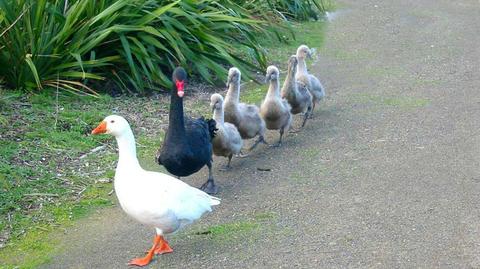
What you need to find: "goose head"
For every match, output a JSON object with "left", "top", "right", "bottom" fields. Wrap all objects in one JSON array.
[
  {"left": 172, "top": 67, "right": 187, "bottom": 98},
  {"left": 210, "top": 93, "right": 224, "bottom": 113},
  {"left": 296, "top": 45, "right": 312, "bottom": 60},
  {"left": 92, "top": 115, "right": 130, "bottom": 137},
  {"left": 287, "top": 55, "right": 298, "bottom": 73},
  {"left": 265, "top": 65, "right": 280, "bottom": 82},
  {"left": 226, "top": 67, "right": 241, "bottom": 87}
]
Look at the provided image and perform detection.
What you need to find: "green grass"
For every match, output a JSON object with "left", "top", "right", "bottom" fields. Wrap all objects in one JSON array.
[
  {"left": 0, "top": 0, "right": 333, "bottom": 94},
  {"left": 263, "top": 21, "right": 328, "bottom": 65},
  {"left": 191, "top": 211, "right": 277, "bottom": 242},
  {"left": 202, "top": 221, "right": 260, "bottom": 238},
  {"left": 0, "top": 16, "right": 330, "bottom": 268},
  {"left": 0, "top": 91, "right": 118, "bottom": 267},
  {"left": 0, "top": 0, "right": 279, "bottom": 93},
  {"left": 241, "top": 86, "right": 266, "bottom": 105},
  {"left": 0, "top": 90, "right": 171, "bottom": 267}
]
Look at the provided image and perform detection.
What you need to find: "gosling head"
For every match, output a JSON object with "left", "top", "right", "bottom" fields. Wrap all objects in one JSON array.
[
  {"left": 210, "top": 93, "right": 224, "bottom": 113},
  {"left": 172, "top": 67, "right": 187, "bottom": 98},
  {"left": 296, "top": 45, "right": 312, "bottom": 60},
  {"left": 226, "top": 67, "right": 241, "bottom": 87},
  {"left": 288, "top": 55, "right": 298, "bottom": 73},
  {"left": 91, "top": 115, "right": 130, "bottom": 137},
  {"left": 265, "top": 65, "right": 280, "bottom": 82}
]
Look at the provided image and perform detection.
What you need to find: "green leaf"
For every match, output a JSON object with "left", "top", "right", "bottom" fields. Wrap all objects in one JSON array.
[{"left": 25, "top": 55, "right": 42, "bottom": 89}]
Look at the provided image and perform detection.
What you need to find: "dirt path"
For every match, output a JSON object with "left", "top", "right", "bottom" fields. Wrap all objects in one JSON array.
[{"left": 44, "top": 0, "right": 480, "bottom": 268}]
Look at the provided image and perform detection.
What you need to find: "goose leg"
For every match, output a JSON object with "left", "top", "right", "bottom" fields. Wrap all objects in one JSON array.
[
  {"left": 219, "top": 155, "right": 233, "bottom": 171},
  {"left": 128, "top": 234, "right": 163, "bottom": 266},
  {"left": 248, "top": 135, "right": 268, "bottom": 151},
  {"left": 301, "top": 104, "right": 313, "bottom": 128},
  {"left": 200, "top": 162, "right": 218, "bottom": 194},
  {"left": 271, "top": 128, "right": 284, "bottom": 147},
  {"left": 153, "top": 236, "right": 173, "bottom": 255},
  {"left": 309, "top": 102, "right": 316, "bottom": 119}
]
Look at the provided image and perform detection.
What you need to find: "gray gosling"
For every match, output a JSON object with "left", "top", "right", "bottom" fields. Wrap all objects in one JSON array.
[
  {"left": 260, "top": 65, "right": 292, "bottom": 147},
  {"left": 295, "top": 45, "right": 326, "bottom": 116},
  {"left": 224, "top": 67, "right": 267, "bottom": 151},
  {"left": 281, "top": 55, "right": 313, "bottom": 129},
  {"left": 210, "top": 93, "right": 243, "bottom": 169}
]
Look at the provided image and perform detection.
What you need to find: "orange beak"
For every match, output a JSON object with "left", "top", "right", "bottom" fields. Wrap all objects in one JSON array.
[{"left": 91, "top": 121, "right": 107, "bottom": 135}]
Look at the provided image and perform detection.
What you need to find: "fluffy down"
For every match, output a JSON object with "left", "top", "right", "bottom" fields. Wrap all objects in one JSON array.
[{"left": 224, "top": 67, "right": 267, "bottom": 151}]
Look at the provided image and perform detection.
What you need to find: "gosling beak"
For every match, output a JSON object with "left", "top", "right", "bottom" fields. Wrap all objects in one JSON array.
[
  {"left": 226, "top": 78, "right": 231, "bottom": 88},
  {"left": 92, "top": 121, "right": 107, "bottom": 135},
  {"left": 211, "top": 105, "right": 215, "bottom": 114}
]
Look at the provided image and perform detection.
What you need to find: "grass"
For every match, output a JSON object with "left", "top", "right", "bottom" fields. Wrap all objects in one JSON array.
[
  {"left": 0, "top": 16, "right": 329, "bottom": 268},
  {"left": 0, "top": 91, "right": 171, "bottom": 268},
  {"left": 0, "top": 0, "right": 279, "bottom": 93},
  {"left": 241, "top": 85, "right": 266, "bottom": 105},
  {"left": 191, "top": 211, "right": 277, "bottom": 242},
  {"left": 263, "top": 21, "right": 329, "bottom": 66},
  {"left": 201, "top": 221, "right": 260, "bottom": 238}
]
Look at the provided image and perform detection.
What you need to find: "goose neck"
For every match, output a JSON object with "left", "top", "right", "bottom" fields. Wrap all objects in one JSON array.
[
  {"left": 167, "top": 92, "right": 186, "bottom": 141},
  {"left": 284, "top": 66, "right": 298, "bottom": 93},
  {"left": 267, "top": 79, "right": 280, "bottom": 98},
  {"left": 116, "top": 129, "right": 140, "bottom": 170},
  {"left": 297, "top": 57, "right": 308, "bottom": 75},
  {"left": 213, "top": 108, "right": 224, "bottom": 125},
  {"left": 225, "top": 82, "right": 240, "bottom": 104}
]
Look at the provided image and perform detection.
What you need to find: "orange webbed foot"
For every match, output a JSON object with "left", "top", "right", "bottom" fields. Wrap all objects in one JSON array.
[
  {"left": 128, "top": 235, "right": 162, "bottom": 266},
  {"left": 153, "top": 238, "right": 173, "bottom": 255},
  {"left": 128, "top": 255, "right": 154, "bottom": 267}
]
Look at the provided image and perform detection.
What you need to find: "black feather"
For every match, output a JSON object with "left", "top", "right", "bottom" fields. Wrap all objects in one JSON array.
[{"left": 206, "top": 118, "right": 217, "bottom": 139}]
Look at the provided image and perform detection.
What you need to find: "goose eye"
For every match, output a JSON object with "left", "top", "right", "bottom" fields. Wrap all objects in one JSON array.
[{"left": 110, "top": 120, "right": 115, "bottom": 123}]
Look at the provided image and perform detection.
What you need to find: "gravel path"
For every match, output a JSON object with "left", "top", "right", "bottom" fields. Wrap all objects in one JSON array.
[{"left": 45, "top": 0, "right": 480, "bottom": 268}]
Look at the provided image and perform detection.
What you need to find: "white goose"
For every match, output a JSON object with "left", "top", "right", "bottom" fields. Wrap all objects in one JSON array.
[{"left": 91, "top": 115, "right": 220, "bottom": 267}]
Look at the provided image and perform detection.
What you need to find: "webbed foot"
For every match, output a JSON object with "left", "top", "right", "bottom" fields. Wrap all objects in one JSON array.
[
  {"left": 200, "top": 179, "right": 218, "bottom": 195},
  {"left": 219, "top": 164, "right": 232, "bottom": 171},
  {"left": 269, "top": 141, "right": 282, "bottom": 148}
]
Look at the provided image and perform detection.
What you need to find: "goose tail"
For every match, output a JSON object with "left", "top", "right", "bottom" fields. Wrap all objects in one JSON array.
[{"left": 210, "top": 195, "right": 221, "bottom": 206}]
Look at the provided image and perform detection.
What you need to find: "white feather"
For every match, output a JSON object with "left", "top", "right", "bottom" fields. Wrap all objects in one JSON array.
[{"left": 98, "top": 115, "right": 219, "bottom": 235}]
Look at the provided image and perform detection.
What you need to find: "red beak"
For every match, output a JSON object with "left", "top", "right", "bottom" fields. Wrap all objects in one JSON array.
[
  {"left": 176, "top": 80, "right": 185, "bottom": 97},
  {"left": 91, "top": 121, "right": 107, "bottom": 135}
]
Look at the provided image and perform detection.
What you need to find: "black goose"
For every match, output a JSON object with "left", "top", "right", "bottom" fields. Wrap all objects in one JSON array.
[{"left": 156, "top": 67, "right": 218, "bottom": 194}]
